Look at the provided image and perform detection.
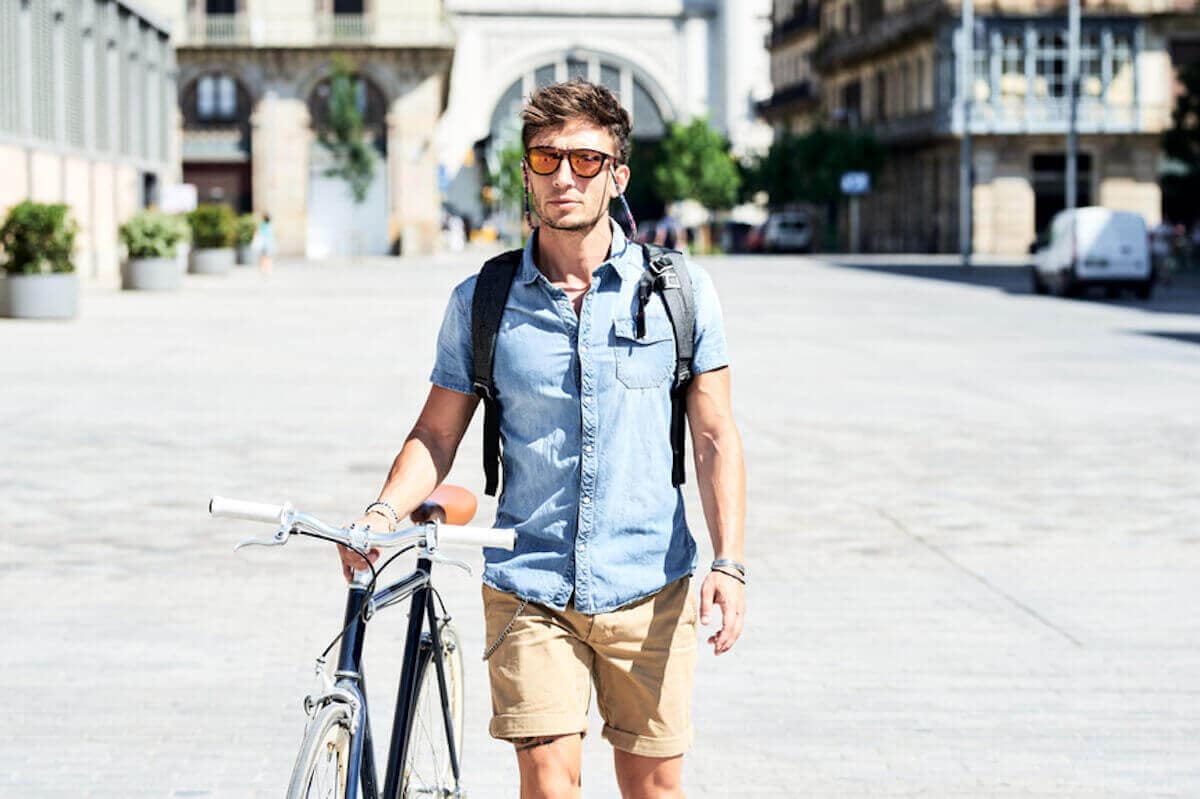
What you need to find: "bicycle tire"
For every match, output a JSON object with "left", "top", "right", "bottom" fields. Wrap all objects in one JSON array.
[
  {"left": 286, "top": 701, "right": 354, "bottom": 799},
  {"left": 401, "top": 623, "right": 465, "bottom": 798}
]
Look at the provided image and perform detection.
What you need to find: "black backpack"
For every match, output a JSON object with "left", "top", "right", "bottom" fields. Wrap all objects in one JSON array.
[{"left": 470, "top": 243, "right": 696, "bottom": 496}]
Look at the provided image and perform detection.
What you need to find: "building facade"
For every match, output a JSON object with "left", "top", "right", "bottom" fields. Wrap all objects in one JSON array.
[
  {"left": 765, "top": 0, "right": 1200, "bottom": 255},
  {"left": 437, "top": 0, "right": 774, "bottom": 228},
  {"left": 0, "top": 0, "right": 177, "bottom": 280},
  {"left": 140, "top": 0, "right": 454, "bottom": 256}
]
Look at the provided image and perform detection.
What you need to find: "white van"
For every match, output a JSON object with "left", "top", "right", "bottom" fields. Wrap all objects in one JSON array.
[{"left": 1032, "top": 207, "right": 1153, "bottom": 299}]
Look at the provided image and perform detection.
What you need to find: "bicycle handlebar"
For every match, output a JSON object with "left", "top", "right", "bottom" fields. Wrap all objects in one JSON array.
[{"left": 209, "top": 496, "right": 516, "bottom": 552}]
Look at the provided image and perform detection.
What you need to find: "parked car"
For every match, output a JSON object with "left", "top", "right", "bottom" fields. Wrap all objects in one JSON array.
[
  {"left": 1031, "top": 207, "right": 1153, "bottom": 299},
  {"left": 761, "top": 211, "right": 813, "bottom": 253}
]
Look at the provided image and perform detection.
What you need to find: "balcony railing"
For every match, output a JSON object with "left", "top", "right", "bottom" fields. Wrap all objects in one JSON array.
[
  {"left": 187, "top": 14, "right": 248, "bottom": 45},
  {"left": 769, "top": 6, "right": 822, "bottom": 47},
  {"left": 757, "top": 81, "right": 818, "bottom": 115},
  {"left": 866, "top": 95, "right": 1144, "bottom": 143},
  {"left": 816, "top": 0, "right": 944, "bottom": 69},
  {"left": 316, "top": 14, "right": 374, "bottom": 43}
]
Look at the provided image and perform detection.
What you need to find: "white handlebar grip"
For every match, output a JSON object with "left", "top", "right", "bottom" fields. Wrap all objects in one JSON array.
[
  {"left": 209, "top": 496, "right": 288, "bottom": 524},
  {"left": 435, "top": 525, "right": 517, "bottom": 551}
]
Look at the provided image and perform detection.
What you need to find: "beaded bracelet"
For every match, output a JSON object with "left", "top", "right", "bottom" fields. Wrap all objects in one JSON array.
[{"left": 364, "top": 500, "right": 401, "bottom": 532}]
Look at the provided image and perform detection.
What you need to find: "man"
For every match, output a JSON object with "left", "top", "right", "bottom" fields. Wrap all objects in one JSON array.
[{"left": 341, "top": 79, "right": 746, "bottom": 799}]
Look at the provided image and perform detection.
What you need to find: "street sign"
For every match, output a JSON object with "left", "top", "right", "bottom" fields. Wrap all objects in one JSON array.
[{"left": 840, "top": 171, "right": 870, "bottom": 195}]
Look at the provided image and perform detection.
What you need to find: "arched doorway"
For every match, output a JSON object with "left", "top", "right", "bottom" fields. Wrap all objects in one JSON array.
[
  {"left": 181, "top": 71, "right": 254, "bottom": 213},
  {"left": 444, "top": 54, "right": 673, "bottom": 233},
  {"left": 305, "top": 72, "right": 390, "bottom": 258}
]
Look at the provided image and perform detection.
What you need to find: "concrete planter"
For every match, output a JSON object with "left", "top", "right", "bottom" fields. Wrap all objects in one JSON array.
[
  {"left": 1, "top": 272, "right": 79, "bottom": 319},
  {"left": 189, "top": 247, "right": 235, "bottom": 275},
  {"left": 122, "top": 257, "right": 181, "bottom": 291},
  {"left": 236, "top": 244, "right": 256, "bottom": 266}
]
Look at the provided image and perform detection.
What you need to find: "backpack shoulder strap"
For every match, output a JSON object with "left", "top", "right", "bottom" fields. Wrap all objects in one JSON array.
[
  {"left": 471, "top": 248, "right": 522, "bottom": 496},
  {"left": 639, "top": 243, "right": 697, "bottom": 486}
]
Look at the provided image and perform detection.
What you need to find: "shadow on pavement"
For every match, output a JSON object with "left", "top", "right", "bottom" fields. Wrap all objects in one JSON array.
[
  {"left": 824, "top": 257, "right": 1200, "bottom": 317},
  {"left": 1133, "top": 331, "right": 1200, "bottom": 347}
]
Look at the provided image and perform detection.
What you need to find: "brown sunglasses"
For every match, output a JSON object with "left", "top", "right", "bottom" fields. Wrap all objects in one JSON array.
[{"left": 525, "top": 146, "right": 615, "bottom": 178}]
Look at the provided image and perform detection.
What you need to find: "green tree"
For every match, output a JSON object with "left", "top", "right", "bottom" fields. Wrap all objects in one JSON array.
[
  {"left": 317, "top": 58, "right": 376, "bottom": 204},
  {"left": 754, "top": 127, "right": 885, "bottom": 207},
  {"left": 652, "top": 118, "right": 741, "bottom": 211},
  {"left": 1162, "top": 64, "right": 1200, "bottom": 224},
  {"left": 487, "top": 133, "right": 527, "bottom": 217}
]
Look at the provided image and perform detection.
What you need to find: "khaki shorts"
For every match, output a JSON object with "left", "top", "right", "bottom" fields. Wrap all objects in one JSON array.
[{"left": 481, "top": 577, "right": 698, "bottom": 758}]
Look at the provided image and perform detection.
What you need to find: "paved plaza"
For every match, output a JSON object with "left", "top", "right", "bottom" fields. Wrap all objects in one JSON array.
[{"left": 2, "top": 253, "right": 1199, "bottom": 797}]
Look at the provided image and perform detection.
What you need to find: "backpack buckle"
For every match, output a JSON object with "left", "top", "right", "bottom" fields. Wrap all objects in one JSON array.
[{"left": 472, "top": 379, "right": 494, "bottom": 400}]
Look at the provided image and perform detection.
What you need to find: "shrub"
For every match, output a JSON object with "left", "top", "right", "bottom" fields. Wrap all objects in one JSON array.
[
  {"left": 187, "top": 204, "right": 236, "bottom": 249},
  {"left": 0, "top": 200, "right": 78, "bottom": 275},
  {"left": 119, "top": 210, "right": 184, "bottom": 259},
  {"left": 234, "top": 213, "right": 258, "bottom": 247}
]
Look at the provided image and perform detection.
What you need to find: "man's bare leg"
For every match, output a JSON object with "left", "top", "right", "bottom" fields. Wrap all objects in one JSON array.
[
  {"left": 514, "top": 733, "right": 582, "bottom": 799},
  {"left": 613, "top": 750, "right": 684, "bottom": 799}
]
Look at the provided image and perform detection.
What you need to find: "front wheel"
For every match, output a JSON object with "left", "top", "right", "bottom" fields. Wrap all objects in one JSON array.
[
  {"left": 287, "top": 702, "right": 354, "bottom": 799},
  {"left": 284, "top": 700, "right": 350, "bottom": 791},
  {"left": 402, "top": 623, "right": 465, "bottom": 798}
]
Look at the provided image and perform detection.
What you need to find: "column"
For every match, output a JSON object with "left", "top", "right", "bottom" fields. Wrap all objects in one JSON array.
[
  {"left": 251, "top": 89, "right": 312, "bottom": 256},
  {"left": 387, "top": 70, "right": 444, "bottom": 255}
]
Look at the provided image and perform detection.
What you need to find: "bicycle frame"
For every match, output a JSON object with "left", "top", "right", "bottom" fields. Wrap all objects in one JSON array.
[{"left": 320, "top": 555, "right": 462, "bottom": 799}]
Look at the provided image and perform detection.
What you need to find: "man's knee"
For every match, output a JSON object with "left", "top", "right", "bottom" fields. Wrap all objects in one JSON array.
[
  {"left": 613, "top": 750, "right": 684, "bottom": 799},
  {"left": 514, "top": 734, "right": 582, "bottom": 799}
]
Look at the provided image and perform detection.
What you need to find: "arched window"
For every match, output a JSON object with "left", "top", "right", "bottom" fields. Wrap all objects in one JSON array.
[
  {"left": 196, "top": 73, "right": 238, "bottom": 121},
  {"left": 488, "top": 56, "right": 671, "bottom": 145}
]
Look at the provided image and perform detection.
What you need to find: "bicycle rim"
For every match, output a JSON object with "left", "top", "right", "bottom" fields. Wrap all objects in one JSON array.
[
  {"left": 401, "top": 624, "right": 464, "bottom": 798},
  {"left": 287, "top": 703, "right": 353, "bottom": 799}
]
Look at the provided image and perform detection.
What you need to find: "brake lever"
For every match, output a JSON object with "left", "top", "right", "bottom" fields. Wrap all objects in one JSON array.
[
  {"left": 421, "top": 520, "right": 473, "bottom": 576},
  {"left": 233, "top": 506, "right": 297, "bottom": 551}
]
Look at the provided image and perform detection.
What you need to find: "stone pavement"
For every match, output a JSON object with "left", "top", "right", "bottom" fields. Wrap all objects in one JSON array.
[{"left": 1, "top": 254, "right": 1198, "bottom": 797}]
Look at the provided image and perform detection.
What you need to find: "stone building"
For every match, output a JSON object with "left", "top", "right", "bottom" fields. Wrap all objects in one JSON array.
[
  {"left": 763, "top": 0, "right": 1200, "bottom": 255},
  {"left": 437, "top": 0, "right": 774, "bottom": 228},
  {"left": 139, "top": 0, "right": 454, "bottom": 256},
  {"left": 0, "top": 0, "right": 177, "bottom": 280}
]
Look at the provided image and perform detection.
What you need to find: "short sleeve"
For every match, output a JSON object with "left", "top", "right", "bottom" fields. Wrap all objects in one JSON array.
[
  {"left": 429, "top": 278, "right": 476, "bottom": 396},
  {"left": 687, "top": 260, "right": 729, "bottom": 375}
]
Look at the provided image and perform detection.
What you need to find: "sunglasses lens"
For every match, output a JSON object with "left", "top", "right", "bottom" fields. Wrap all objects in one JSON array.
[
  {"left": 526, "top": 148, "right": 560, "bottom": 175},
  {"left": 568, "top": 150, "right": 606, "bottom": 177}
]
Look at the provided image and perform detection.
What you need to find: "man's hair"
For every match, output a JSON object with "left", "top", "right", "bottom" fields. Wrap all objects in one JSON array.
[{"left": 521, "top": 79, "right": 633, "bottom": 165}]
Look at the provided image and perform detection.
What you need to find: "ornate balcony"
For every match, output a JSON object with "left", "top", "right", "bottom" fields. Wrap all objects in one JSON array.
[
  {"left": 816, "top": 0, "right": 945, "bottom": 69},
  {"left": 187, "top": 14, "right": 249, "bottom": 45}
]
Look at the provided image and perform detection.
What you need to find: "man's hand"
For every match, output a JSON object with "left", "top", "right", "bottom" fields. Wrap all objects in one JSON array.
[
  {"left": 337, "top": 515, "right": 382, "bottom": 582},
  {"left": 699, "top": 570, "right": 745, "bottom": 655}
]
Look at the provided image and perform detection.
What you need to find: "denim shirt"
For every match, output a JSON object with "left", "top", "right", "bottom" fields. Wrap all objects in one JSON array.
[{"left": 430, "top": 220, "right": 729, "bottom": 613}]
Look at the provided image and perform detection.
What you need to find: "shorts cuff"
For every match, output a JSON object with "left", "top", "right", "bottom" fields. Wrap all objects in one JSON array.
[
  {"left": 601, "top": 724, "right": 694, "bottom": 758},
  {"left": 489, "top": 714, "right": 588, "bottom": 742}
]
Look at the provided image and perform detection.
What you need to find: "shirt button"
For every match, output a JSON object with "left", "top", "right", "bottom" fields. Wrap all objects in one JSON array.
[
  {"left": 584, "top": 444, "right": 594, "bottom": 453},
  {"left": 581, "top": 495, "right": 592, "bottom": 505}
]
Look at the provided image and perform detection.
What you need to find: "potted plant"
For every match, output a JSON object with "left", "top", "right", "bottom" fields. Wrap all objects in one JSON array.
[
  {"left": 187, "top": 204, "right": 236, "bottom": 274},
  {"left": 235, "top": 213, "right": 258, "bottom": 266},
  {"left": 0, "top": 200, "right": 79, "bottom": 319},
  {"left": 119, "top": 210, "right": 185, "bottom": 290}
]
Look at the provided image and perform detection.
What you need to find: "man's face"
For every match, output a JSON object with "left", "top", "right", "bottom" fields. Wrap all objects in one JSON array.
[{"left": 524, "top": 118, "right": 630, "bottom": 234}]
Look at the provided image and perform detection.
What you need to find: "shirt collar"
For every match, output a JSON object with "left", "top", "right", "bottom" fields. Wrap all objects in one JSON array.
[{"left": 519, "top": 218, "right": 643, "bottom": 285}]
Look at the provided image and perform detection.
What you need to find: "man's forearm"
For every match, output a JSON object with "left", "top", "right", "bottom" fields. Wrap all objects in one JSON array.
[
  {"left": 693, "top": 422, "right": 746, "bottom": 560},
  {"left": 373, "top": 425, "right": 458, "bottom": 520}
]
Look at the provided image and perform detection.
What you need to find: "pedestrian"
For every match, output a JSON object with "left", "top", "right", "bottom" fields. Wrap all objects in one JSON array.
[
  {"left": 1150, "top": 220, "right": 1173, "bottom": 284},
  {"left": 339, "top": 78, "right": 746, "bottom": 798},
  {"left": 256, "top": 213, "right": 276, "bottom": 275}
]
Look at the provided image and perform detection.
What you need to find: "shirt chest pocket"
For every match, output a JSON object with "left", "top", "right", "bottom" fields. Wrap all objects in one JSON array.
[{"left": 612, "top": 317, "right": 675, "bottom": 389}]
